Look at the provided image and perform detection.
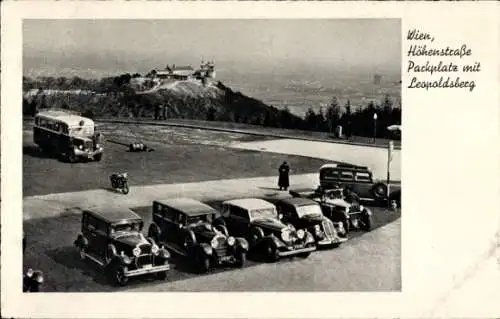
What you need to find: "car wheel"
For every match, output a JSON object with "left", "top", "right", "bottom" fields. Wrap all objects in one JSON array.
[
  {"left": 114, "top": 266, "right": 129, "bottom": 286},
  {"left": 249, "top": 227, "right": 264, "bottom": 247},
  {"left": 235, "top": 251, "right": 247, "bottom": 268},
  {"left": 122, "top": 184, "right": 130, "bottom": 195},
  {"left": 94, "top": 153, "right": 102, "bottom": 162},
  {"left": 67, "top": 152, "right": 77, "bottom": 163},
  {"left": 361, "top": 214, "right": 372, "bottom": 231},
  {"left": 196, "top": 252, "right": 210, "bottom": 273},
  {"left": 372, "top": 183, "right": 388, "bottom": 200},
  {"left": 265, "top": 242, "right": 279, "bottom": 262}
]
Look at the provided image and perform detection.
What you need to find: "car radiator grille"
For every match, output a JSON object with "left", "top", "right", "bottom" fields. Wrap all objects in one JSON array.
[
  {"left": 136, "top": 255, "right": 153, "bottom": 267},
  {"left": 139, "top": 244, "right": 152, "bottom": 254},
  {"left": 84, "top": 140, "right": 93, "bottom": 150},
  {"left": 214, "top": 247, "right": 228, "bottom": 257},
  {"left": 322, "top": 220, "right": 336, "bottom": 238}
]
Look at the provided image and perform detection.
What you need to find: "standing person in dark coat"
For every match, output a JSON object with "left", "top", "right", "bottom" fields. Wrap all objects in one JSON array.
[{"left": 278, "top": 161, "right": 290, "bottom": 191}]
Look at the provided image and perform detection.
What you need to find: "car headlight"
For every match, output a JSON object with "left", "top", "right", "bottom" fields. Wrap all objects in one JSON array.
[
  {"left": 151, "top": 244, "right": 159, "bottom": 255},
  {"left": 132, "top": 247, "right": 141, "bottom": 257},
  {"left": 359, "top": 205, "right": 364, "bottom": 211},
  {"left": 121, "top": 254, "right": 132, "bottom": 264},
  {"left": 26, "top": 268, "right": 34, "bottom": 278},
  {"left": 35, "top": 273, "right": 44, "bottom": 284},
  {"left": 78, "top": 145, "right": 83, "bottom": 150},
  {"left": 297, "top": 229, "right": 305, "bottom": 239},
  {"left": 314, "top": 225, "right": 321, "bottom": 232},
  {"left": 227, "top": 236, "right": 235, "bottom": 246},
  {"left": 211, "top": 238, "right": 218, "bottom": 249},
  {"left": 160, "top": 247, "right": 171, "bottom": 259},
  {"left": 281, "top": 229, "right": 291, "bottom": 242}
]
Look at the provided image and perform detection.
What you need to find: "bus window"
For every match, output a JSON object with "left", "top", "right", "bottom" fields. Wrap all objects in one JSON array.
[
  {"left": 320, "top": 168, "right": 339, "bottom": 180},
  {"left": 355, "top": 172, "right": 371, "bottom": 182},
  {"left": 340, "top": 171, "right": 353, "bottom": 181}
]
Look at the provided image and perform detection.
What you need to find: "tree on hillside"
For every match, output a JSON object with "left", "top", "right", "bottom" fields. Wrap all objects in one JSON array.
[
  {"left": 325, "top": 96, "right": 341, "bottom": 134},
  {"left": 305, "top": 107, "right": 317, "bottom": 131},
  {"left": 316, "top": 107, "right": 327, "bottom": 132}
]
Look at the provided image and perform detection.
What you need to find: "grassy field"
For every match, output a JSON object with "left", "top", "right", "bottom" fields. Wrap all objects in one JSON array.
[
  {"left": 23, "top": 123, "right": 327, "bottom": 197},
  {"left": 23, "top": 199, "right": 400, "bottom": 292},
  {"left": 23, "top": 117, "right": 401, "bottom": 149}
]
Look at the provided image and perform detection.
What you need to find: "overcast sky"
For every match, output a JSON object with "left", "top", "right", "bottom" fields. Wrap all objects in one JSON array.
[{"left": 24, "top": 19, "right": 401, "bottom": 76}]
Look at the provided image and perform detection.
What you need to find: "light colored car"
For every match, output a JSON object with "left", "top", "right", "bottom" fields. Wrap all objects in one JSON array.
[{"left": 275, "top": 197, "right": 347, "bottom": 248}]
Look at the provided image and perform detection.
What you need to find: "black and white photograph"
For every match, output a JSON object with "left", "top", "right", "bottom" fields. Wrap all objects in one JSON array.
[{"left": 21, "top": 19, "right": 402, "bottom": 293}]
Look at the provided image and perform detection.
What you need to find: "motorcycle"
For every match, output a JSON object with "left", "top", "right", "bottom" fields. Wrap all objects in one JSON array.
[
  {"left": 110, "top": 172, "right": 129, "bottom": 194},
  {"left": 23, "top": 268, "right": 44, "bottom": 292}
]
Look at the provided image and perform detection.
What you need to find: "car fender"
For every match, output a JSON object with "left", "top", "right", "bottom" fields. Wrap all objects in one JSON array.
[
  {"left": 267, "top": 234, "right": 285, "bottom": 248},
  {"left": 74, "top": 234, "right": 88, "bottom": 248},
  {"left": 363, "top": 208, "right": 373, "bottom": 216},
  {"left": 148, "top": 222, "right": 161, "bottom": 240},
  {"left": 215, "top": 224, "right": 229, "bottom": 237},
  {"left": 197, "top": 242, "right": 213, "bottom": 256},
  {"left": 235, "top": 237, "right": 249, "bottom": 251},
  {"left": 304, "top": 231, "right": 315, "bottom": 244},
  {"left": 107, "top": 243, "right": 118, "bottom": 259}
]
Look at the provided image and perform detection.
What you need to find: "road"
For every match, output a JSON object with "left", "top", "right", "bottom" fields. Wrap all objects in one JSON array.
[
  {"left": 23, "top": 174, "right": 400, "bottom": 292},
  {"left": 21, "top": 122, "right": 402, "bottom": 292}
]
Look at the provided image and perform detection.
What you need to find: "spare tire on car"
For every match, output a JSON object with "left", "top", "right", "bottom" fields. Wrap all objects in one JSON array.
[{"left": 371, "top": 183, "right": 388, "bottom": 200}]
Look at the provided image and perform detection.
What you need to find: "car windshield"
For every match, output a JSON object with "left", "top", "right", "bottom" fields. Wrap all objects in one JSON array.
[
  {"left": 186, "top": 214, "right": 213, "bottom": 226},
  {"left": 326, "top": 190, "right": 344, "bottom": 199},
  {"left": 250, "top": 208, "right": 277, "bottom": 220},
  {"left": 296, "top": 205, "right": 323, "bottom": 218},
  {"left": 69, "top": 125, "right": 94, "bottom": 137},
  {"left": 111, "top": 223, "right": 141, "bottom": 235}
]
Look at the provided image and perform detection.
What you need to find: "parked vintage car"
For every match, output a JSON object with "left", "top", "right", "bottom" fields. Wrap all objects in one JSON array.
[
  {"left": 74, "top": 208, "right": 171, "bottom": 286},
  {"left": 147, "top": 198, "right": 249, "bottom": 273},
  {"left": 319, "top": 163, "right": 401, "bottom": 204},
  {"left": 290, "top": 187, "right": 373, "bottom": 233},
  {"left": 275, "top": 197, "right": 347, "bottom": 247},
  {"left": 221, "top": 198, "right": 316, "bottom": 261}
]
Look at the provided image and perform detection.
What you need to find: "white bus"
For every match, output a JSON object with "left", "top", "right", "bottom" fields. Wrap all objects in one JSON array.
[{"left": 33, "top": 110, "right": 103, "bottom": 163}]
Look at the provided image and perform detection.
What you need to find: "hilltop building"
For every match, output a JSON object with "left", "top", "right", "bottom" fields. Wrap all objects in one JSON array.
[{"left": 149, "top": 60, "right": 216, "bottom": 82}]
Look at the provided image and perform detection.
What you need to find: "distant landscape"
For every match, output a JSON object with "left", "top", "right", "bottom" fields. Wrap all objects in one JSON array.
[{"left": 22, "top": 65, "right": 401, "bottom": 141}]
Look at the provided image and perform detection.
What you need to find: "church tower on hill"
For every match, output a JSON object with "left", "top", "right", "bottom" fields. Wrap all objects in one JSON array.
[{"left": 200, "top": 59, "right": 216, "bottom": 79}]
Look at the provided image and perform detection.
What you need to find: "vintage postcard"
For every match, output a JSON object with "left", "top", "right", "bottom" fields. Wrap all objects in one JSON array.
[{"left": 1, "top": 1, "right": 499, "bottom": 318}]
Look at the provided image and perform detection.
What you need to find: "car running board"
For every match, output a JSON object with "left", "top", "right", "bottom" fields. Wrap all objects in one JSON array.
[{"left": 82, "top": 252, "right": 105, "bottom": 267}]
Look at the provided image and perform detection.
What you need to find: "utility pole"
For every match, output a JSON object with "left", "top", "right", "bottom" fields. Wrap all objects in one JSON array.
[{"left": 387, "top": 140, "right": 394, "bottom": 208}]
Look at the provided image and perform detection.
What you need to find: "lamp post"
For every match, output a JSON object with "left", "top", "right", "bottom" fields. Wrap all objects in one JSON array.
[{"left": 373, "top": 112, "right": 378, "bottom": 143}]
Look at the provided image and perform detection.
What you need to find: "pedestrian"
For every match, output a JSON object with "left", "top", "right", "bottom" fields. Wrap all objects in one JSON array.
[{"left": 278, "top": 161, "right": 290, "bottom": 191}]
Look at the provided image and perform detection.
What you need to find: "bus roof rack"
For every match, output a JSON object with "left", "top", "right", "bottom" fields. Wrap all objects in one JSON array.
[
  {"left": 320, "top": 163, "right": 370, "bottom": 171},
  {"left": 37, "top": 108, "right": 81, "bottom": 116}
]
